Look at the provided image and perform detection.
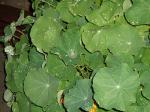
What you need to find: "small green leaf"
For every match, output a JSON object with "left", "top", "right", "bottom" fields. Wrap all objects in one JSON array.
[
  {"left": 12, "top": 102, "right": 19, "bottom": 112},
  {"left": 140, "top": 70, "right": 150, "bottom": 100},
  {"left": 64, "top": 79, "right": 93, "bottom": 112},
  {"left": 86, "top": 0, "right": 121, "bottom": 26},
  {"left": 141, "top": 48, "right": 150, "bottom": 65},
  {"left": 22, "top": 16, "right": 35, "bottom": 24},
  {"left": 4, "top": 89, "right": 13, "bottom": 102},
  {"left": 4, "top": 45, "right": 15, "bottom": 56},
  {"left": 15, "top": 35, "right": 29, "bottom": 54},
  {"left": 16, "top": 93, "right": 31, "bottom": 112},
  {"left": 56, "top": 0, "right": 75, "bottom": 23}
]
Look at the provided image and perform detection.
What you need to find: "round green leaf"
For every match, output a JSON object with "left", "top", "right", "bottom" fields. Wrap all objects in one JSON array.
[
  {"left": 125, "top": 0, "right": 150, "bottom": 25},
  {"left": 30, "top": 16, "right": 62, "bottom": 52},
  {"left": 93, "top": 63, "right": 140, "bottom": 111},
  {"left": 24, "top": 68, "right": 59, "bottom": 107}
]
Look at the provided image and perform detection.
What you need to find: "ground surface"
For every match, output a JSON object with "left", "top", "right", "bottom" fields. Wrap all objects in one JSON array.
[{"left": 0, "top": 45, "right": 9, "bottom": 112}]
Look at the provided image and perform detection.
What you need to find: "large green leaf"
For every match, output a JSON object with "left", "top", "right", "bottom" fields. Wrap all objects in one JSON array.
[
  {"left": 93, "top": 63, "right": 140, "bottom": 111},
  {"left": 24, "top": 68, "right": 59, "bottom": 107},
  {"left": 140, "top": 70, "right": 150, "bottom": 100},
  {"left": 81, "top": 23, "right": 144, "bottom": 55},
  {"left": 51, "top": 27, "right": 83, "bottom": 65},
  {"left": 64, "top": 79, "right": 93, "bottom": 112},
  {"left": 125, "top": 0, "right": 150, "bottom": 25},
  {"left": 30, "top": 16, "right": 62, "bottom": 52}
]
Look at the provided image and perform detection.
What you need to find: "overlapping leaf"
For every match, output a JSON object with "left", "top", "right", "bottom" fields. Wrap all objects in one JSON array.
[
  {"left": 86, "top": 0, "right": 123, "bottom": 26},
  {"left": 125, "top": 0, "right": 150, "bottom": 25},
  {"left": 46, "top": 53, "right": 78, "bottom": 82},
  {"left": 51, "top": 27, "right": 83, "bottom": 65},
  {"left": 140, "top": 70, "right": 150, "bottom": 100},
  {"left": 69, "top": 0, "right": 95, "bottom": 16},
  {"left": 28, "top": 47, "right": 44, "bottom": 68},
  {"left": 106, "top": 53, "right": 134, "bottom": 67},
  {"left": 64, "top": 79, "right": 93, "bottom": 112},
  {"left": 30, "top": 15, "right": 62, "bottom": 52},
  {"left": 81, "top": 23, "right": 144, "bottom": 55},
  {"left": 56, "top": 0, "right": 75, "bottom": 23}
]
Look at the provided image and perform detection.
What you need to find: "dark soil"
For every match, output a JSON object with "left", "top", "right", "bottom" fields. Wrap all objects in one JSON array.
[
  {"left": 0, "top": 4, "right": 21, "bottom": 112},
  {"left": 0, "top": 44, "right": 10, "bottom": 112}
]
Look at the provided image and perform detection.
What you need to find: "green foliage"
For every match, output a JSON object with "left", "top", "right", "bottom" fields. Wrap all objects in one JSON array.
[{"left": 2, "top": 0, "right": 150, "bottom": 112}]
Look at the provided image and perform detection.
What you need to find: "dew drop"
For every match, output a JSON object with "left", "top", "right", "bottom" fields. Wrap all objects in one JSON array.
[
  {"left": 127, "top": 42, "right": 131, "bottom": 45},
  {"left": 116, "top": 85, "right": 120, "bottom": 89},
  {"left": 46, "top": 84, "right": 50, "bottom": 88}
]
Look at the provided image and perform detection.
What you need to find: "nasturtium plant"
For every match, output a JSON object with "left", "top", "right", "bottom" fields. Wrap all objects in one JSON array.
[{"left": 2, "top": 0, "right": 150, "bottom": 112}]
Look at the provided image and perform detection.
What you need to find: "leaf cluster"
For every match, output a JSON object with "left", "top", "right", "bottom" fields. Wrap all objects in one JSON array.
[{"left": 2, "top": 0, "right": 150, "bottom": 112}]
